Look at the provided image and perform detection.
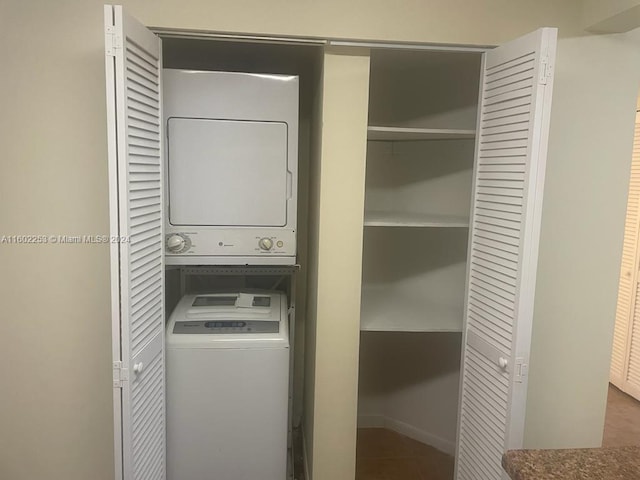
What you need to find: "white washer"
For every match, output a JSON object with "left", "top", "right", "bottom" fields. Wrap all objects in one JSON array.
[{"left": 166, "top": 291, "right": 289, "bottom": 480}]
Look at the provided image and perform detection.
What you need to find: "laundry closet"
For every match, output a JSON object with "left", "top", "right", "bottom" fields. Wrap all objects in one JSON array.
[
  {"left": 158, "top": 37, "right": 323, "bottom": 480},
  {"left": 105, "top": 5, "right": 324, "bottom": 479},
  {"left": 104, "top": 5, "right": 557, "bottom": 480}
]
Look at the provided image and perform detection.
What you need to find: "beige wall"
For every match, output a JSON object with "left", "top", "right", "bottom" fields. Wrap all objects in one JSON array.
[
  {"left": 303, "top": 51, "right": 324, "bottom": 475},
  {"left": 524, "top": 29, "right": 640, "bottom": 448},
  {"left": 582, "top": 0, "right": 640, "bottom": 32},
  {"left": 0, "top": 5, "right": 114, "bottom": 480},
  {"left": 1, "top": 1, "right": 639, "bottom": 480},
  {"left": 583, "top": 0, "right": 640, "bottom": 23},
  {"left": 125, "top": 0, "right": 584, "bottom": 45},
  {"left": 307, "top": 49, "right": 370, "bottom": 480}
]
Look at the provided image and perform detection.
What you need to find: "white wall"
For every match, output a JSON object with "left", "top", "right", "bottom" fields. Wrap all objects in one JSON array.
[
  {"left": 358, "top": 333, "right": 462, "bottom": 454},
  {"left": 524, "top": 28, "right": 640, "bottom": 448}
]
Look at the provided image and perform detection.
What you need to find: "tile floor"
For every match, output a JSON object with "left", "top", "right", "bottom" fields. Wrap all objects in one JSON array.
[
  {"left": 602, "top": 384, "right": 640, "bottom": 447},
  {"left": 356, "top": 428, "right": 454, "bottom": 480},
  {"left": 321, "top": 385, "right": 639, "bottom": 480}
]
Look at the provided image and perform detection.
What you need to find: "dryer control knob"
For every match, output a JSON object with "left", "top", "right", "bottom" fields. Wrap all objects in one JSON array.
[
  {"left": 167, "top": 234, "right": 186, "bottom": 253},
  {"left": 258, "top": 237, "right": 274, "bottom": 251}
]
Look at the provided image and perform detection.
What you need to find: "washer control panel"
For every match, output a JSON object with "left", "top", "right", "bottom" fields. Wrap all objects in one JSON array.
[{"left": 172, "top": 320, "right": 279, "bottom": 334}]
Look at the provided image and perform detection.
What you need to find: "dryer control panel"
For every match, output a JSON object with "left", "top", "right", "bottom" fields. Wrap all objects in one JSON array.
[{"left": 164, "top": 229, "right": 296, "bottom": 265}]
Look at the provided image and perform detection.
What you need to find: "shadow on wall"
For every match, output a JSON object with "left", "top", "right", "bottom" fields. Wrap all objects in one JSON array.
[{"left": 359, "top": 331, "right": 462, "bottom": 394}]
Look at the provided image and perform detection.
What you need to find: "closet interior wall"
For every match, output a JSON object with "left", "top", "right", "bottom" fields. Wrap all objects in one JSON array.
[
  {"left": 357, "top": 48, "right": 482, "bottom": 454},
  {"left": 161, "top": 37, "right": 323, "bottom": 427}
]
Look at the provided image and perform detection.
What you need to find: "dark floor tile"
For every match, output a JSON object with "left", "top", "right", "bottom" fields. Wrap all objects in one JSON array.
[
  {"left": 415, "top": 454, "right": 455, "bottom": 480},
  {"left": 401, "top": 435, "right": 450, "bottom": 459},
  {"left": 357, "top": 428, "right": 415, "bottom": 459},
  {"left": 356, "top": 428, "right": 455, "bottom": 480},
  {"left": 356, "top": 456, "right": 423, "bottom": 480}
]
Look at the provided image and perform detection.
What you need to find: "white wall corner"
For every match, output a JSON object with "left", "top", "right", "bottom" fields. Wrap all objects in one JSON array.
[{"left": 357, "top": 414, "right": 456, "bottom": 456}]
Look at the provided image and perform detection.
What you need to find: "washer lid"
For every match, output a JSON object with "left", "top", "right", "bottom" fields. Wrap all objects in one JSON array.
[
  {"left": 181, "top": 292, "right": 280, "bottom": 321},
  {"left": 166, "top": 291, "right": 289, "bottom": 347}
]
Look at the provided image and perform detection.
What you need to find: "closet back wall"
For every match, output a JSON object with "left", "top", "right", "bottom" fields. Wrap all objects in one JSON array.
[{"left": 1, "top": 2, "right": 638, "bottom": 480}]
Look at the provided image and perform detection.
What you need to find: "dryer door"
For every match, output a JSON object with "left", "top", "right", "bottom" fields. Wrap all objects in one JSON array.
[{"left": 167, "top": 118, "right": 289, "bottom": 227}]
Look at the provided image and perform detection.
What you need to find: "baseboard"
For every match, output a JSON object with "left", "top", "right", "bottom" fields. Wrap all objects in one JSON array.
[
  {"left": 302, "top": 429, "right": 311, "bottom": 480},
  {"left": 384, "top": 417, "right": 456, "bottom": 455},
  {"left": 357, "top": 414, "right": 456, "bottom": 456},
  {"left": 357, "top": 414, "right": 385, "bottom": 428}
]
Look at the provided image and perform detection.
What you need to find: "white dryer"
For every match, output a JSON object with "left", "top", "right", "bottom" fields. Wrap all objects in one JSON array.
[
  {"left": 166, "top": 291, "right": 289, "bottom": 480},
  {"left": 163, "top": 69, "right": 299, "bottom": 266}
]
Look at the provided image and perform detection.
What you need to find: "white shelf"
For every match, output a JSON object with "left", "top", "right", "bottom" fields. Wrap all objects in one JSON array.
[
  {"left": 360, "top": 285, "right": 463, "bottom": 332},
  {"left": 367, "top": 126, "right": 476, "bottom": 142},
  {"left": 364, "top": 211, "right": 469, "bottom": 228}
]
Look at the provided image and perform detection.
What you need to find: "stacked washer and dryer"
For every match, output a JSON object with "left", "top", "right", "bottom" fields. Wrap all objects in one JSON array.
[{"left": 163, "top": 69, "right": 299, "bottom": 480}]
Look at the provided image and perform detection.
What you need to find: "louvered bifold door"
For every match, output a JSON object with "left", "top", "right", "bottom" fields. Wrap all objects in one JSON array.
[
  {"left": 104, "top": 5, "right": 165, "bottom": 480},
  {"left": 625, "top": 267, "right": 640, "bottom": 400},
  {"left": 455, "top": 28, "right": 556, "bottom": 480},
  {"left": 610, "top": 112, "right": 640, "bottom": 396}
]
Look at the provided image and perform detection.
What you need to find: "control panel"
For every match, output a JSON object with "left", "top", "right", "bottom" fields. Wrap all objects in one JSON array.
[
  {"left": 166, "top": 233, "right": 192, "bottom": 254},
  {"left": 164, "top": 228, "right": 296, "bottom": 262},
  {"left": 172, "top": 320, "right": 279, "bottom": 334}
]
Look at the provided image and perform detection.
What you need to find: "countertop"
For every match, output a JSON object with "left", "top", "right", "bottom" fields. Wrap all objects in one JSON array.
[{"left": 502, "top": 446, "right": 640, "bottom": 479}]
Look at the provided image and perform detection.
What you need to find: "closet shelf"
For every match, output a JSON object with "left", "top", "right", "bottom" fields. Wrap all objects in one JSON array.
[
  {"left": 360, "top": 285, "right": 463, "bottom": 332},
  {"left": 364, "top": 211, "right": 469, "bottom": 228},
  {"left": 367, "top": 126, "right": 476, "bottom": 141}
]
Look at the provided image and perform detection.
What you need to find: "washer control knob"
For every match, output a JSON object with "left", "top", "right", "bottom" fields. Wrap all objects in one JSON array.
[
  {"left": 258, "top": 237, "right": 274, "bottom": 251},
  {"left": 166, "top": 234, "right": 186, "bottom": 253}
]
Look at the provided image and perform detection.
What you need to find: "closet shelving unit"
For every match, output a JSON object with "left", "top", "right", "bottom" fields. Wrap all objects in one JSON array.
[
  {"left": 360, "top": 49, "right": 481, "bottom": 334},
  {"left": 357, "top": 48, "right": 482, "bottom": 454},
  {"left": 363, "top": 211, "right": 469, "bottom": 228},
  {"left": 367, "top": 126, "right": 476, "bottom": 141}
]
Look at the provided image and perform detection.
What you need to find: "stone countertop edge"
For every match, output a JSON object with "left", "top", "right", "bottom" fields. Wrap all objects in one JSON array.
[{"left": 502, "top": 446, "right": 640, "bottom": 480}]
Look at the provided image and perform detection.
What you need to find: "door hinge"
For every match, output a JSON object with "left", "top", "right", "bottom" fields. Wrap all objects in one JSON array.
[
  {"left": 538, "top": 56, "right": 552, "bottom": 85},
  {"left": 105, "top": 26, "right": 122, "bottom": 57},
  {"left": 514, "top": 357, "right": 528, "bottom": 383},
  {"left": 113, "top": 361, "right": 129, "bottom": 388}
]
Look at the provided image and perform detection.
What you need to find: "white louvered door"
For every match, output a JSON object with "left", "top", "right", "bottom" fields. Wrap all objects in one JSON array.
[
  {"left": 626, "top": 276, "right": 640, "bottom": 399},
  {"left": 611, "top": 112, "right": 640, "bottom": 400},
  {"left": 622, "top": 290, "right": 640, "bottom": 400},
  {"left": 455, "top": 28, "right": 556, "bottom": 480},
  {"left": 104, "top": 5, "right": 165, "bottom": 480}
]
